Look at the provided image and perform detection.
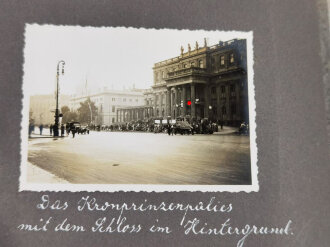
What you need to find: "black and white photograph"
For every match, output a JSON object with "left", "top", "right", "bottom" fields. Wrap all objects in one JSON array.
[
  {"left": 2, "top": 1, "right": 330, "bottom": 246},
  {"left": 20, "top": 25, "right": 257, "bottom": 192}
]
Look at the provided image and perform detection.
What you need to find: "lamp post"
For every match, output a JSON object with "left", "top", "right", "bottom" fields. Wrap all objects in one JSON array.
[
  {"left": 87, "top": 101, "right": 93, "bottom": 125},
  {"left": 53, "top": 60, "right": 65, "bottom": 137}
]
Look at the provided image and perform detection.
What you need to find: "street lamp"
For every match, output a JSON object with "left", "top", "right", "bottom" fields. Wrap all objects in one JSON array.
[
  {"left": 53, "top": 60, "right": 65, "bottom": 137},
  {"left": 87, "top": 101, "right": 93, "bottom": 125}
]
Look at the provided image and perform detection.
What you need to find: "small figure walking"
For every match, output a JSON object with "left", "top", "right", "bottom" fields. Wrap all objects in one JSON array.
[
  {"left": 71, "top": 127, "right": 76, "bottom": 138},
  {"left": 167, "top": 124, "right": 171, "bottom": 136},
  {"left": 60, "top": 124, "right": 65, "bottom": 137},
  {"left": 39, "top": 124, "right": 43, "bottom": 135},
  {"left": 28, "top": 123, "right": 33, "bottom": 138},
  {"left": 49, "top": 124, "right": 53, "bottom": 136}
]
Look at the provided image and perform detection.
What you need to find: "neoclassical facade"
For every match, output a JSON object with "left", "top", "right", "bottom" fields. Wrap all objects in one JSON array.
[
  {"left": 152, "top": 38, "right": 249, "bottom": 126},
  {"left": 116, "top": 39, "right": 249, "bottom": 126}
]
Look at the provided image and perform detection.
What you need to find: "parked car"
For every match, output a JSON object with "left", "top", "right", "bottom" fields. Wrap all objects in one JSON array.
[
  {"left": 78, "top": 125, "right": 89, "bottom": 134},
  {"left": 174, "top": 120, "right": 193, "bottom": 135}
]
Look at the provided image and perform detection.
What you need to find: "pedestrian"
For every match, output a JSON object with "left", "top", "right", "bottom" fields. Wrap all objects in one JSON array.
[
  {"left": 66, "top": 123, "right": 70, "bottom": 135},
  {"left": 49, "top": 124, "right": 53, "bottom": 136},
  {"left": 71, "top": 127, "right": 76, "bottom": 138},
  {"left": 28, "top": 123, "right": 33, "bottom": 138},
  {"left": 167, "top": 124, "right": 171, "bottom": 136},
  {"left": 171, "top": 125, "right": 174, "bottom": 135},
  {"left": 60, "top": 124, "right": 65, "bottom": 137},
  {"left": 39, "top": 124, "right": 43, "bottom": 135}
]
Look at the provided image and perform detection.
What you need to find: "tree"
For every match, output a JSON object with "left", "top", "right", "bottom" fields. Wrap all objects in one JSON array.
[
  {"left": 29, "top": 110, "right": 35, "bottom": 124},
  {"left": 61, "top": 106, "right": 77, "bottom": 123},
  {"left": 77, "top": 98, "right": 98, "bottom": 124},
  {"left": 61, "top": 106, "right": 70, "bottom": 115}
]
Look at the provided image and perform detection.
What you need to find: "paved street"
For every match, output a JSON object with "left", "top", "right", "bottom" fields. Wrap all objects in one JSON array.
[{"left": 27, "top": 131, "right": 251, "bottom": 185}]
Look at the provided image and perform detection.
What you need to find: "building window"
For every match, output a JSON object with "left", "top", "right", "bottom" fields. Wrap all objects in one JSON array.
[
  {"left": 112, "top": 98, "right": 115, "bottom": 102},
  {"left": 231, "top": 103, "right": 236, "bottom": 114},
  {"left": 191, "top": 62, "right": 195, "bottom": 67},
  {"left": 162, "top": 71, "right": 165, "bottom": 78},
  {"left": 183, "top": 63, "right": 187, "bottom": 68},
  {"left": 112, "top": 106, "right": 115, "bottom": 112},
  {"left": 199, "top": 60, "right": 204, "bottom": 68},
  {"left": 230, "top": 53, "right": 234, "bottom": 63},
  {"left": 211, "top": 87, "right": 216, "bottom": 95},
  {"left": 112, "top": 117, "right": 115, "bottom": 123},
  {"left": 220, "top": 55, "right": 225, "bottom": 66},
  {"left": 221, "top": 85, "right": 226, "bottom": 98},
  {"left": 230, "top": 84, "right": 236, "bottom": 97},
  {"left": 222, "top": 105, "right": 227, "bottom": 115}
]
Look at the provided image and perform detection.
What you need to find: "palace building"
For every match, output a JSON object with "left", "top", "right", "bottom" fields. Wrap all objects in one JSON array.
[
  {"left": 153, "top": 38, "right": 248, "bottom": 126},
  {"left": 70, "top": 88, "right": 145, "bottom": 125},
  {"left": 117, "top": 38, "right": 249, "bottom": 126}
]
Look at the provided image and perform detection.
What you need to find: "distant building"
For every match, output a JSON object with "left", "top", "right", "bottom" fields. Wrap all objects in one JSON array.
[
  {"left": 29, "top": 94, "right": 70, "bottom": 125},
  {"left": 152, "top": 38, "right": 248, "bottom": 126},
  {"left": 117, "top": 38, "right": 249, "bottom": 126},
  {"left": 70, "top": 88, "right": 145, "bottom": 125}
]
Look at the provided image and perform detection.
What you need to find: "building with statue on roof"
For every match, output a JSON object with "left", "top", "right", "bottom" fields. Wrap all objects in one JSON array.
[{"left": 117, "top": 38, "right": 249, "bottom": 126}]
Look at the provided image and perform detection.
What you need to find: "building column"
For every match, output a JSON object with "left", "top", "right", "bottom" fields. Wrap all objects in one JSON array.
[
  {"left": 226, "top": 84, "right": 231, "bottom": 123},
  {"left": 166, "top": 88, "right": 171, "bottom": 117},
  {"left": 216, "top": 83, "right": 221, "bottom": 122},
  {"left": 154, "top": 93, "right": 157, "bottom": 117},
  {"left": 173, "top": 87, "right": 178, "bottom": 118},
  {"left": 182, "top": 85, "right": 187, "bottom": 117},
  {"left": 170, "top": 88, "right": 174, "bottom": 118},
  {"left": 235, "top": 81, "right": 241, "bottom": 122},
  {"left": 204, "top": 84, "right": 209, "bottom": 119},
  {"left": 116, "top": 109, "right": 119, "bottom": 123},
  {"left": 159, "top": 93, "right": 163, "bottom": 117},
  {"left": 191, "top": 83, "right": 196, "bottom": 118}
]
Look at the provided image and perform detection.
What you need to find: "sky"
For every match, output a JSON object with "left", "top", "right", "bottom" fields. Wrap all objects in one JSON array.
[{"left": 23, "top": 24, "right": 247, "bottom": 96}]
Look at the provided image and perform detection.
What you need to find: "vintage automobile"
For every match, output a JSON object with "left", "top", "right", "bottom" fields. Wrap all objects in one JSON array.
[
  {"left": 173, "top": 120, "right": 194, "bottom": 135},
  {"left": 68, "top": 122, "right": 89, "bottom": 134},
  {"left": 68, "top": 122, "right": 81, "bottom": 132},
  {"left": 78, "top": 125, "right": 90, "bottom": 134}
]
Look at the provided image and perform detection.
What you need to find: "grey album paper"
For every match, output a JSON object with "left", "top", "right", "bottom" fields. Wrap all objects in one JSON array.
[{"left": 0, "top": 1, "right": 329, "bottom": 247}]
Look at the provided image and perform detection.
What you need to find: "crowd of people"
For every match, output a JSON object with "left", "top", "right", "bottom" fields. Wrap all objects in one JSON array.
[
  {"left": 29, "top": 119, "right": 249, "bottom": 138},
  {"left": 86, "top": 119, "right": 228, "bottom": 135},
  {"left": 28, "top": 123, "right": 67, "bottom": 137}
]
